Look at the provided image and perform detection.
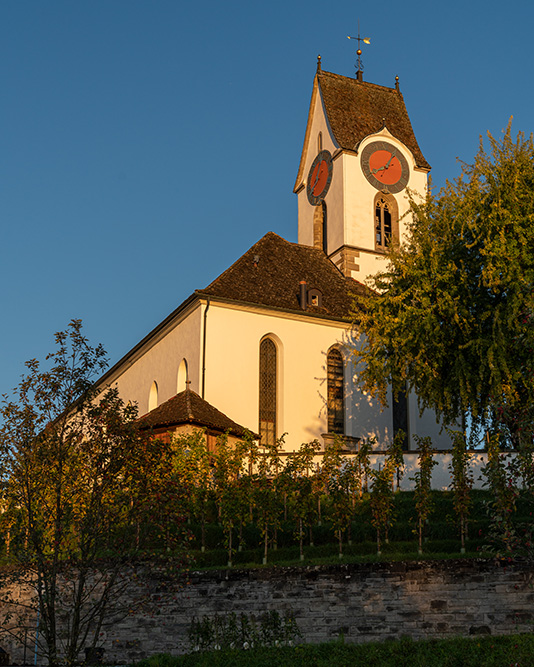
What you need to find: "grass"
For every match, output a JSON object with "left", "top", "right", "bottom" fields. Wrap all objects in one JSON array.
[
  {"left": 136, "top": 633, "right": 534, "bottom": 666},
  {"left": 189, "top": 539, "right": 492, "bottom": 570}
]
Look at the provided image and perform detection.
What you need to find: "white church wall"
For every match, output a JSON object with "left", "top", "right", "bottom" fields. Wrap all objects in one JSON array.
[
  {"left": 297, "top": 82, "right": 339, "bottom": 249},
  {"left": 106, "top": 303, "right": 203, "bottom": 415},
  {"left": 203, "top": 303, "right": 394, "bottom": 451},
  {"left": 368, "top": 451, "right": 489, "bottom": 491}
]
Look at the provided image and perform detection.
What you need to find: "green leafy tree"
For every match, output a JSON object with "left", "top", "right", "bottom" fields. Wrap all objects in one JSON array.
[
  {"left": 0, "top": 321, "right": 187, "bottom": 666},
  {"left": 370, "top": 461, "right": 395, "bottom": 555},
  {"left": 212, "top": 434, "right": 251, "bottom": 567},
  {"left": 412, "top": 436, "right": 438, "bottom": 555},
  {"left": 482, "top": 435, "right": 519, "bottom": 557},
  {"left": 282, "top": 441, "right": 320, "bottom": 561},
  {"left": 321, "top": 438, "right": 355, "bottom": 558},
  {"left": 253, "top": 438, "right": 283, "bottom": 565},
  {"left": 352, "top": 124, "right": 534, "bottom": 442},
  {"left": 172, "top": 431, "right": 213, "bottom": 552},
  {"left": 449, "top": 431, "right": 474, "bottom": 553}
]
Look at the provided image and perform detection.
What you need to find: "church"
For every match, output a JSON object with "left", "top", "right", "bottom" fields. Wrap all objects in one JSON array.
[{"left": 96, "top": 58, "right": 453, "bottom": 457}]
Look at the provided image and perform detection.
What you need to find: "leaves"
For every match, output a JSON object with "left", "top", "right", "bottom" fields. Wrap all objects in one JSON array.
[{"left": 352, "top": 122, "right": 534, "bottom": 442}]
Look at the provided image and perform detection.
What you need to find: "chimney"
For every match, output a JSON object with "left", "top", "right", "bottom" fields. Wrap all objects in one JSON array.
[{"left": 299, "top": 281, "right": 307, "bottom": 310}]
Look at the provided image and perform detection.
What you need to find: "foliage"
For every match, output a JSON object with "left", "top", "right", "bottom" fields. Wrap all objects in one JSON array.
[
  {"left": 412, "top": 436, "right": 438, "bottom": 554},
  {"left": 282, "top": 441, "right": 320, "bottom": 560},
  {"left": 138, "top": 632, "right": 534, "bottom": 667},
  {"left": 369, "top": 460, "right": 395, "bottom": 554},
  {"left": 254, "top": 438, "right": 284, "bottom": 564},
  {"left": 172, "top": 431, "right": 213, "bottom": 552},
  {"left": 0, "top": 321, "right": 188, "bottom": 666},
  {"left": 187, "top": 611, "right": 301, "bottom": 652},
  {"left": 448, "top": 431, "right": 474, "bottom": 552},
  {"left": 352, "top": 123, "right": 534, "bottom": 442}
]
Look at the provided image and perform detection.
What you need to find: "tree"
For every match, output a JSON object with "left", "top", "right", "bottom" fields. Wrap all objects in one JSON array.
[
  {"left": 370, "top": 461, "right": 395, "bottom": 556},
  {"left": 449, "top": 431, "right": 474, "bottom": 553},
  {"left": 0, "top": 321, "right": 186, "bottom": 666},
  {"left": 412, "top": 436, "right": 437, "bottom": 555},
  {"left": 352, "top": 124, "right": 534, "bottom": 443}
]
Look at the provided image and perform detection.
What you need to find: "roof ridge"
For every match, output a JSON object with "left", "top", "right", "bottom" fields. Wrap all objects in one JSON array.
[
  {"left": 318, "top": 69, "right": 398, "bottom": 93},
  {"left": 185, "top": 383, "right": 193, "bottom": 420}
]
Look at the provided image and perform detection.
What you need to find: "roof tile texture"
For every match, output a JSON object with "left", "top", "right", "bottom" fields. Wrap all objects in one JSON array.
[
  {"left": 138, "top": 387, "right": 253, "bottom": 437},
  {"left": 318, "top": 70, "right": 430, "bottom": 170},
  {"left": 197, "top": 232, "right": 366, "bottom": 320}
]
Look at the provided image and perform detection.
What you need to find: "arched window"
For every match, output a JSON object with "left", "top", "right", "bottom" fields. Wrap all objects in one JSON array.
[
  {"left": 317, "top": 132, "right": 323, "bottom": 152},
  {"left": 259, "top": 338, "right": 277, "bottom": 446},
  {"left": 327, "top": 348, "right": 344, "bottom": 434},
  {"left": 374, "top": 193, "right": 399, "bottom": 251},
  {"left": 177, "top": 358, "right": 188, "bottom": 393},
  {"left": 148, "top": 381, "right": 158, "bottom": 412},
  {"left": 313, "top": 201, "right": 328, "bottom": 253}
]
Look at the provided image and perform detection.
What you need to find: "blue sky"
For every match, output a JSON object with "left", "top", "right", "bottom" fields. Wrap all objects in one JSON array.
[{"left": 1, "top": 0, "right": 533, "bottom": 398}]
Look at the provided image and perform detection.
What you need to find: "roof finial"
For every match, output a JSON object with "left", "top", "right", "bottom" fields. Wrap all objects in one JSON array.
[
  {"left": 347, "top": 19, "right": 370, "bottom": 81},
  {"left": 395, "top": 75, "right": 400, "bottom": 91},
  {"left": 317, "top": 54, "right": 322, "bottom": 72}
]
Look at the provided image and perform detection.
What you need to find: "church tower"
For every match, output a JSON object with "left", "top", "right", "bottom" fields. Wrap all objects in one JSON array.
[{"left": 294, "top": 58, "right": 430, "bottom": 282}]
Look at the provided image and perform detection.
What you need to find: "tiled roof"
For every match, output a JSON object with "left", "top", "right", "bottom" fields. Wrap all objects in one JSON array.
[
  {"left": 138, "top": 386, "right": 254, "bottom": 438},
  {"left": 318, "top": 70, "right": 430, "bottom": 170},
  {"left": 197, "top": 232, "right": 367, "bottom": 320}
]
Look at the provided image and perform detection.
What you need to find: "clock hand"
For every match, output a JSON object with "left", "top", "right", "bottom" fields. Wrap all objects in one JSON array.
[
  {"left": 311, "top": 165, "right": 320, "bottom": 193},
  {"left": 383, "top": 151, "right": 396, "bottom": 170}
]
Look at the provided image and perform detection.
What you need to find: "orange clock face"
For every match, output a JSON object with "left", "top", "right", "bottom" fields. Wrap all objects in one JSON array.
[
  {"left": 361, "top": 141, "right": 409, "bottom": 194},
  {"left": 307, "top": 150, "right": 333, "bottom": 205}
]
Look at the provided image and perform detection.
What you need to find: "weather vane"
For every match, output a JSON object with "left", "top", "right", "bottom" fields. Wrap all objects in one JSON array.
[{"left": 347, "top": 20, "right": 370, "bottom": 77}]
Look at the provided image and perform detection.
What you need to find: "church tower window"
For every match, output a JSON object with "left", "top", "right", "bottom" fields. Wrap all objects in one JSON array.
[
  {"left": 374, "top": 193, "right": 399, "bottom": 251},
  {"left": 327, "top": 347, "right": 344, "bottom": 434},
  {"left": 259, "top": 338, "right": 277, "bottom": 446}
]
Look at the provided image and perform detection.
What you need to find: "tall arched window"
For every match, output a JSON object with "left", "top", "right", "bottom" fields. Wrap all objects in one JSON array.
[
  {"left": 259, "top": 338, "right": 277, "bottom": 446},
  {"left": 148, "top": 381, "right": 158, "bottom": 412},
  {"left": 374, "top": 193, "right": 399, "bottom": 251},
  {"left": 327, "top": 348, "right": 344, "bottom": 434}
]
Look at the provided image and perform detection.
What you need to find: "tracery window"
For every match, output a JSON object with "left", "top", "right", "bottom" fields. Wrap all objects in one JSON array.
[
  {"left": 327, "top": 348, "right": 344, "bottom": 434},
  {"left": 374, "top": 193, "right": 399, "bottom": 251},
  {"left": 259, "top": 338, "right": 277, "bottom": 446}
]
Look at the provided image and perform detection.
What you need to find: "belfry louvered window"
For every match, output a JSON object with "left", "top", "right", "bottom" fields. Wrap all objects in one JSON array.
[
  {"left": 327, "top": 348, "right": 344, "bottom": 434},
  {"left": 374, "top": 193, "right": 399, "bottom": 251},
  {"left": 259, "top": 338, "right": 277, "bottom": 446}
]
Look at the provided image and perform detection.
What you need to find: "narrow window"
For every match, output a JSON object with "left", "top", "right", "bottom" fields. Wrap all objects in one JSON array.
[
  {"left": 177, "top": 358, "right": 188, "bottom": 393},
  {"left": 148, "top": 381, "right": 158, "bottom": 412},
  {"left": 374, "top": 193, "right": 398, "bottom": 251},
  {"left": 327, "top": 348, "right": 344, "bottom": 434},
  {"left": 318, "top": 132, "right": 323, "bottom": 152},
  {"left": 259, "top": 338, "right": 277, "bottom": 446}
]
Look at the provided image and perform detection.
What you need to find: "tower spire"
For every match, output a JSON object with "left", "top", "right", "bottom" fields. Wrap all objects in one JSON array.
[{"left": 347, "top": 20, "right": 370, "bottom": 81}]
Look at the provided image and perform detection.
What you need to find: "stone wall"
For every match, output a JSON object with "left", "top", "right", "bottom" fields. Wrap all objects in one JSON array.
[{"left": 2, "top": 559, "right": 533, "bottom": 663}]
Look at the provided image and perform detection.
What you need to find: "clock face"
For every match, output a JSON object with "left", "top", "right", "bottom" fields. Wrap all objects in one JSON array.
[
  {"left": 307, "top": 150, "right": 333, "bottom": 205},
  {"left": 361, "top": 141, "right": 409, "bottom": 194}
]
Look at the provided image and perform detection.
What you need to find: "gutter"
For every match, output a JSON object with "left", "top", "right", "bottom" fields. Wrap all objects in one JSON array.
[{"left": 201, "top": 296, "right": 210, "bottom": 399}]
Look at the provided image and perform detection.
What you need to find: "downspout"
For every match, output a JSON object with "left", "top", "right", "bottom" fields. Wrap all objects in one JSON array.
[{"left": 201, "top": 297, "right": 210, "bottom": 399}]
